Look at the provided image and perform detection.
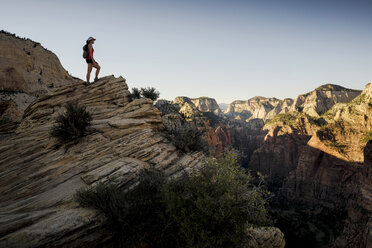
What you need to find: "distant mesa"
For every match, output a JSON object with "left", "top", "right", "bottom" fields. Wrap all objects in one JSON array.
[
  {"left": 223, "top": 83, "right": 362, "bottom": 122},
  {"left": 173, "top": 96, "right": 222, "bottom": 116},
  {"left": 314, "top": 83, "right": 358, "bottom": 92}
]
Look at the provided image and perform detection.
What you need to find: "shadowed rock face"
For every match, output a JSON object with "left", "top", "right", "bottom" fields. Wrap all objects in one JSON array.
[
  {"left": 248, "top": 82, "right": 372, "bottom": 247},
  {"left": 0, "top": 76, "right": 204, "bottom": 247},
  {"left": 333, "top": 141, "right": 372, "bottom": 247}
]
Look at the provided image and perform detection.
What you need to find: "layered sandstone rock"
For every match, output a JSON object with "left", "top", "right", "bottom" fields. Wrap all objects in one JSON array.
[
  {"left": 173, "top": 96, "right": 222, "bottom": 115},
  {"left": 225, "top": 97, "right": 287, "bottom": 122},
  {"left": 0, "top": 76, "right": 204, "bottom": 247},
  {"left": 248, "top": 82, "right": 371, "bottom": 247},
  {"left": 289, "top": 84, "right": 361, "bottom": 117},
  {"left": 0, "top": 31, "right": 75, "bottom": 128},
  {"left": 224, "top": 84, "right": 361, "bottom": 123},
  {"left": 190, "top": 97, "right": 222, "bottom": 115},
  {"left": 0, "top": 31, "right": 72, "bottom": 95}
]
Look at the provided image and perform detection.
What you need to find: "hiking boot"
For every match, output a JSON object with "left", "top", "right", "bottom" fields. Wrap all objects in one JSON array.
[
  {"left": 84, "top": 81, "right": 90, "bottom": 86},
  {"left": 94, "top": 77, "right": 99, "bottom": 82}
]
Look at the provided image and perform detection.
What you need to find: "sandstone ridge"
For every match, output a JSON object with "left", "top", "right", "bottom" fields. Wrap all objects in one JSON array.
[
  {"left": 224, "top": 84, "right": 361, "bottom": 122},
  {"left": 0, "top": 76, "right": 204, "bottom": 247},
  {"left": 248, "top": 82, "right": 372, "bottom": 246}
]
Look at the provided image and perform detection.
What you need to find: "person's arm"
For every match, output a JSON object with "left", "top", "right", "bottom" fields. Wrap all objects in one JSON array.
[{"left": 88, "top": 44, "right": 98, "bottom": 66}]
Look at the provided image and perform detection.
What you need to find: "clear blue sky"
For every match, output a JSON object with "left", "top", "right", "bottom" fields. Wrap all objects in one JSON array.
[{"left": 1, "top": 0, "right": 372, "bottom": 104}]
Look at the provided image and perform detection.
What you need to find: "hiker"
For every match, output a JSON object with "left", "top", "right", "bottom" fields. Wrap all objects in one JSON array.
[{"left": 85, "top": 37, "right": 100, "bottom": 84}]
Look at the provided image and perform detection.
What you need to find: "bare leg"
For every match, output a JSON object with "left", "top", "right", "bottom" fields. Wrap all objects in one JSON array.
[
  {"left": 94, "top": 63, "right": 101, "bottom": 80},
  {"left": 86, "top": 63, "right": 93, "bottom": 83}
]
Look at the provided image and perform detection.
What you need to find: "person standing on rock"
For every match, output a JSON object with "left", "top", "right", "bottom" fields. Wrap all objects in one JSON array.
[{"left": 85, "top": 37, "right": 100, "bottom": 84}]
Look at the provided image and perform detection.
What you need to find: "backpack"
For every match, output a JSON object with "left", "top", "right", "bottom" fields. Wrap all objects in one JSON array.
[{"left": 82, "top": 44, "right": 88, "bottom": 59}]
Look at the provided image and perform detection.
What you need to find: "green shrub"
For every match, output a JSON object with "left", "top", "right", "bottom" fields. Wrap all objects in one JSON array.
[
  {"left": 306, "top": 114, "right": 327, "bottom": 127},
  {"left": 316, "top": 127, "right": 335, "bottom": 142},
  {"left": 171, "top": 125, "right": 205, "bottom": 152},
  {"left": 76, "top": 152, "right": 272, "bottom": 248},
  {"left": 203, "top": 112, "right": 222, "bottom": 128},
  {"left": 161, "top": 151, "right": 271, "bottom": 248},
  {"left": 76, "top": 169, "right": 176, "bottom": 248},
  {"left": 316, "top": 127, "right": 346, "bottom": 153},
  {"left": 129, "top": 87, "right": 160, "bottom": 101},
  {"left": 0, "top": 116, "right": 11, "bottom": 125},
  {"left": 51, "top": 101, "right": 92, "bottom": 144},
  {"left": 130, "top": 87, "right": 141, "bottom": 100},
  {"left": 141, "top": 87, "right": 160, "bottom": 101},
  {"left": 266, "top": 112, "right": 298, "bottom": 126}
]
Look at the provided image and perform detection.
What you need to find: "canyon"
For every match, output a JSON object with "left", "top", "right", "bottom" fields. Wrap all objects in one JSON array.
[
  {"left": 1, "top": 31, "right": 371, "bottom": 247},
  {"left": 0, "top": 32, "right": 285, "bottom": 247},
  {"left": 156, "top": 79, "right": 371, "bottom": 247}
]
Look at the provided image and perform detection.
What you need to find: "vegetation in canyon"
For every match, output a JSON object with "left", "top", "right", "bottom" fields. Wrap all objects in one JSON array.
[{"left": 76, "top": 151, "right": 272, "bottom": 248}]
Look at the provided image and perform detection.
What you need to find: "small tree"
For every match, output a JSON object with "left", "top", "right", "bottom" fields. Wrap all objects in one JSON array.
[
  {"left": 51, "top": 101, "right": 92, "bottom": 144},
  {"left": 130, "top": 87, "right": 141, "bottom": 100},
  {"left": 75, "top": 152, "right": 272, "bottom": 248},
  {"left": 140, "top": 87, "right": 160, "bottom": 101},
  {"left": 161, "top": 150, "right": 271, "bottom": 248},
  {"left": 171, "top": 125, "right": 205, "bottom": 152},
  {"left": 76, "top": 169, "right": 176, "bottom": 248}
]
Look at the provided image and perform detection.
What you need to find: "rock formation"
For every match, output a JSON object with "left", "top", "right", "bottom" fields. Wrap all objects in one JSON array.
[
  {"left": 248, "top": 82, "right": 371, "bottom": 247},
  {"left": 225, "top": 96, "right": 287, "bottom": 122},
  {"left": 0, "top": 73, "right": 285, "bottom": 247},
  {"left": 0, "top": 31, "right": 72, "bottom": 95},
  {"left": 245, "top": 227, "right": 286, "bottom": 248},
  {"left": 291, "top": 84, "right": 362, "bottom": 117},
  {"left": 0, "top": 76, "right": 204, "bottom": 247},
  {"left": 224, "top": 84, "right": 361, "bottom": 123},
  {"left": 0, "top": 31, "right": 75, "bottom": 130},
  {"left": 333, "top": 141, "right": 372, "bottom": 247},
  {"left": 173, "top": 96, "right": 222, "bottom": 115}
]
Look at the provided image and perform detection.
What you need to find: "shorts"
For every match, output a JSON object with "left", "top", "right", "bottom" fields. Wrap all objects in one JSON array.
[{"left": 86, "top": 58, "right": 93, "bottom": 64}]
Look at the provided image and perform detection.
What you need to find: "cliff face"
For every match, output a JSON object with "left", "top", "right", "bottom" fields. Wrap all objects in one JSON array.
[
  {"left": 0, "top": 76, "right": 204, "bottom": 247},
  {"left": 248, "top": 82, "right": 371, "bottom": 247},
  {"left": 157, "top": 97, "right": 265, "bottom": 158},
  {"left": 224, "top": 84, "right": 360, "bottom": 123},
  {"left": 225, "top": 97, "right": 289, "bottom": 122},
  {"left": 156, "top": 97, "right": 230, "bottom": 155},
  {"left": 290, "top": 84, "right": 361, "bottom": 117},
  {"left": 173, "top": 96, "right": 222, "bottom": 115}
]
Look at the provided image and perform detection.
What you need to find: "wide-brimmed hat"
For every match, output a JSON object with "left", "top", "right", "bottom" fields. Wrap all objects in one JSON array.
[{"left": 87, "top": 37, "right": 96, "bottom": 42}]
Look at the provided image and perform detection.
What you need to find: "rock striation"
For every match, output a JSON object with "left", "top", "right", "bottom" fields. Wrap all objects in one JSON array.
[{"left": 0, "top": 76, "right": 204, "bottom": 247}]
